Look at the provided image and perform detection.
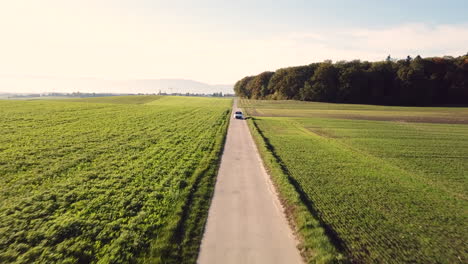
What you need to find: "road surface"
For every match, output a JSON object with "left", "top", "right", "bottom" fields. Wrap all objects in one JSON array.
[{"left": 197, "top": 100, "right": 303, "bottom": 264}]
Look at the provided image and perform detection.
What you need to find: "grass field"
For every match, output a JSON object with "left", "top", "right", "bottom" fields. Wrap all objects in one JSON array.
[
  {"left": 0, "top": 96, "right": 231, "bottom": 263},
  {"left": 241, "top": 99, "right": 468, "bottom": 263}
]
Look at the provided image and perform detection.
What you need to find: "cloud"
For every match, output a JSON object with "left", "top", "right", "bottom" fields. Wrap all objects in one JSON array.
[
  {"left": 348, "top": 23, "right": 468, "bottom": 56},
  {"left": 282, "top": 23, "right": 468, "bottom": 62},
  {"left": 230, "top": 23, "right": 468, "bottom": 77}
]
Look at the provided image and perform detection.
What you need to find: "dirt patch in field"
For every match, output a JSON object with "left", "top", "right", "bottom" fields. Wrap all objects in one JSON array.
[
  {"left": 246, "top": 108, "right": 262, "bottom": 117},
  {"left": 321, "top": 114, "right": 468, "bottom": 124}
]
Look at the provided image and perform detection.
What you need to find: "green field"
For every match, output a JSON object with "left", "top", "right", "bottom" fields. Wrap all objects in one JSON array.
[
  {"left": 0, "top": 96, "right": 231, "bottom": 263},
  {"left": 241, "top": 99, "right": 468, "bottom": 263}
]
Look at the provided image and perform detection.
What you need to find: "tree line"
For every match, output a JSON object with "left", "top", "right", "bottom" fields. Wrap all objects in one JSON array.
[{"left": 234, "top": 54, "right": 468, "bottom": 105}]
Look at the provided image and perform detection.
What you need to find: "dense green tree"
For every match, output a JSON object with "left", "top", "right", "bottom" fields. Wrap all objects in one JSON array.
[
  {"left": 336, "top": 60, "right": 369, "bottom": 103},
  {"left": 305, "top": 63, "right": 339, "bottom": 102},
  {"left": 246, "top": 71, "right": 275, "bottom": 99},
  {"left": 299, "top": 81, "right": 314, "bottom": 101},
  {"left": 233, "top": 76, "right": 254, "bottom": 98},
  {"left": 268, "top": 65, "right": 315, "bottom": 99},
  {"left": 368, "top": 61, "right": 396, "bottom": 104}
]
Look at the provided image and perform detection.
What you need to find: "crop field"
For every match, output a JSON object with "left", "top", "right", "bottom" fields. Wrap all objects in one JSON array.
[
  {"left": 0, "top": 96, "right": 231, "bottom": 263},
  {"left": 241, "top": 99, "right": 468, "bottom": 124},
  {"left": 241, "top": 99, "right": 468, "bottom": 263}
]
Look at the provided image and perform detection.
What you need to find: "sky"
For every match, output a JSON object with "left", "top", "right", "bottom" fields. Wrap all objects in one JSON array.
[{"left": 1, "top": 0, "right": 467, "bottom": 93}]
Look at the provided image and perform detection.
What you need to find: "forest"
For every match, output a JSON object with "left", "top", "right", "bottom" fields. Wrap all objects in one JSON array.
[{"left": 234, "top": 54, "right": 468, "bottom": 105}]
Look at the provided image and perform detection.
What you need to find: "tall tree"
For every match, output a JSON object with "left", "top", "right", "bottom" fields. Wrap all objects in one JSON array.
[
  {"left": 305, "top": 62, "right": 339, "bottom": 102},
  {"left": 268, "top": 65, "right": 315, "bottom": 99},
  {"left": 246, "top": 71, "right": 275, "bottom": 99}
]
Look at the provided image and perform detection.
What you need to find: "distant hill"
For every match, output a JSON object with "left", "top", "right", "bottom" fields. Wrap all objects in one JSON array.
[
  {"left": 0, "top": 76, "right": 234, "bottom": 95},
  {"left": 116, "top": 79, "right": 233, "bottom": 94}
]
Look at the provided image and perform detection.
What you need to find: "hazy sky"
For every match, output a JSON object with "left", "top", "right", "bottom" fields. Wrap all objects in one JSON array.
[{"left": 1, "top": 0, "right": 467, "bottom": 93}]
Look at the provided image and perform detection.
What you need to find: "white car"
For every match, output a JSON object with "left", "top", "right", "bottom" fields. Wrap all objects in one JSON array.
[{"left": 234, "top": 111, "right": 243, "bottom": 119}]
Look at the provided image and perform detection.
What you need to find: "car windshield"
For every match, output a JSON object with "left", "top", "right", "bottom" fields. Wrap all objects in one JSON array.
[{"left": 235, "top": 111, "right": 242, "bottom": 114}]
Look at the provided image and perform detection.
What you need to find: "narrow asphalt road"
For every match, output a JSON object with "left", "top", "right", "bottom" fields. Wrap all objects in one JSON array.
[{"left": 197, "top": 100, "right": 303, "bottom": 264}]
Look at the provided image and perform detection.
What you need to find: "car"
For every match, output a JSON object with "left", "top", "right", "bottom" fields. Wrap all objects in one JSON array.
[{"left": 234, "top": 111, "right": 243, "bottom": 119}]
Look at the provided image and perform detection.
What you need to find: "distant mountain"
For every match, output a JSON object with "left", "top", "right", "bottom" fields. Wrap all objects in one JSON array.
[
  {"left": 0, "top": 76, "right": 234, "bottom": 94},
  {"left": 116, "top": 79, "right": 234, "bottom": 94}
]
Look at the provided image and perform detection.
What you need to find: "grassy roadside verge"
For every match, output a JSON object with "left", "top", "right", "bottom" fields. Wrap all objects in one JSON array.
[
  {"left": 140, "top": 108, "right": 231, "bottom": 264},
  {"left": 246, "top": 117, "right": 345, "bottom": 264}
]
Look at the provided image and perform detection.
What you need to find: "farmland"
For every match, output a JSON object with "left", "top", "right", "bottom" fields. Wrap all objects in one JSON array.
[
  {"left": 0, "top": 96, "right": 231, "bottom": 263},
  {"left": 241, "top": 99, "right": 468, "bottom": 263}
]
